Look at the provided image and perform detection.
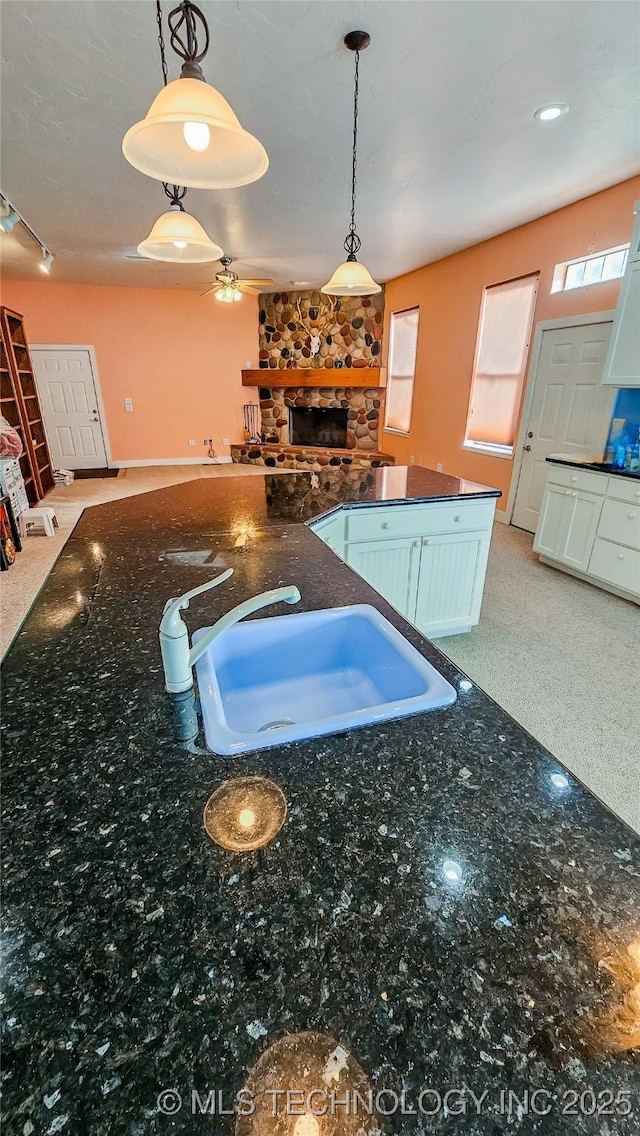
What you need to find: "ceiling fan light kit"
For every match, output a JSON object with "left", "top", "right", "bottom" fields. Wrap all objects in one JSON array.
[
  {"left": 322, "top": 31, "right": 380, "bottom": 298},
  {"left": 122, "top": 1, "right": 268, "bottom": 189}
]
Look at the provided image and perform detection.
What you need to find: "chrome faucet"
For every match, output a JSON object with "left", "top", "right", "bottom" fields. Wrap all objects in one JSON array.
[{"left": 159, "top": 569, "right": 301, "bottom": 693}]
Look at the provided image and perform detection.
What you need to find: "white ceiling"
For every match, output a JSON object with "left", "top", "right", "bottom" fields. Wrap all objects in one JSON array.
[{"left": 1, "top": 0, "right": 639, "bottom": 290}]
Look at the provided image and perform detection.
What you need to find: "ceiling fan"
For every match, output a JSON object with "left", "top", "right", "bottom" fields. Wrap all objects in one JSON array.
[{"left": 202, "top": 256, "right": 274, "bottom": 302}]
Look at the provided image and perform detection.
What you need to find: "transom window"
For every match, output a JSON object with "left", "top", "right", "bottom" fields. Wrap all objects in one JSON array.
[
  {"left": 464, "top": 274, "right": 539, "bottom": 457},
  {"left": 384, "top": 307, "right": 419, "bottom": 435},
  {"left": 551, "top": 245, "right": 629, "bottom": 293}
]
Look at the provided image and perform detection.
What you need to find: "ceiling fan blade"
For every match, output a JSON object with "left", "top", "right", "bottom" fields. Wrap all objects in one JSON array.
[
  {"left": 237, "top": 278, "right": 275, "bottom": 287},
  {"left": 201, "top": 285, "right": 218, "bottom": 297}
]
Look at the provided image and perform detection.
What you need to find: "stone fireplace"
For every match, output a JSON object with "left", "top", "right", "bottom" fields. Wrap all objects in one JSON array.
[{"left": 259, "top": 384, "right": 382, "bottom": 450}]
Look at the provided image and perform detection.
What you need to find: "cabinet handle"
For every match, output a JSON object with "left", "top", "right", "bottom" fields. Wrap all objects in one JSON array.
[
  {"left": 380, "top": 521, "right": 390, "bottom": 529},
  {"left": 454, "top": 514, "right": 462, "bottom": 522},
  {"left": 565, "top": 490, "right": 571, "bottom": 495},
  {"left": 628, "top": 513, "right": 636, "bottom": 520},
  {"left": 571, "top": 475, "right": 578, "bottom": 483},
  {"left": 571, "top": 491, "right": 576, "bottom": 497},
  {"left": 424, "top": 538, "right": 431, "bottom": 545},
  {"left": 618, "top": 553, "right": 625, "bottom": 560},
  {"left": 413, "top": 540, "right": 420, "bottom": 547}
]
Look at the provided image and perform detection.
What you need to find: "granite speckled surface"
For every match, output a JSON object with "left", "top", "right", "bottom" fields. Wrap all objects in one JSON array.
[
  {"left": 546, "top": 457, "right": 640, "bottom": 482},
  {"left": 1, "top": 471, "right": 639, "bottom": 1135}
]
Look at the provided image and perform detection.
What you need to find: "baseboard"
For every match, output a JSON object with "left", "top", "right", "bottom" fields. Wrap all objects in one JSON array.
[
  {"left": 494, "top": 508, "right": 509, "bottom": 525},
  {"left": 110, "top": 456, "right": 233, "bottom": 468}
]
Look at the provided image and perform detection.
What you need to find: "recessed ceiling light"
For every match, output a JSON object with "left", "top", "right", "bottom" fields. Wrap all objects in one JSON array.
[{"left": 534, "top": 102, "right": 569, "bottom": 122}]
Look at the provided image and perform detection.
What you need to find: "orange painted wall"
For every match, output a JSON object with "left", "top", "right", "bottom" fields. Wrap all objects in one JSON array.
[
  {"left": 0, "top": 279, "right": 257, "bottom": 462},
  {"left": 382, "top": 176, "right": 640, "bottom": 503}
]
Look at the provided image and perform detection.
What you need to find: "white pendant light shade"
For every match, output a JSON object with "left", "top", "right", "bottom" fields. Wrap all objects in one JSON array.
[
  {"left": 137, "top": 206, "right": 223, "bottom": 263},
  {"left": 123, "top": 78, "right": 269, "bottom": 190},
  {"left": 321, "top": 258, "right": 381, "bottom": 296}
]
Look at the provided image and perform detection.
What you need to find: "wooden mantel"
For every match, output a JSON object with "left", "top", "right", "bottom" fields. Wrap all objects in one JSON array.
[{"left": 242, "top": 367, "right": 387, "bottom": 389}]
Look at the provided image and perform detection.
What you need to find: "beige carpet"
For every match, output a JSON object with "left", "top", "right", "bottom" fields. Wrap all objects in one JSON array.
[
  {"left": 2, "top": 472, "right": 638, "bottom": 832},
  {"left": 439, "top": 523, "right": 640, "bottom": 834}
]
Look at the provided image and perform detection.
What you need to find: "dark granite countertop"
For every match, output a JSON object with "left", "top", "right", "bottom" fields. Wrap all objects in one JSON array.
[
  {"left": 546, "top": 456, "right": 640, "bottom": 482},
  {"left": 2, "top": 470, "right": 638, "bottom": 1135}
]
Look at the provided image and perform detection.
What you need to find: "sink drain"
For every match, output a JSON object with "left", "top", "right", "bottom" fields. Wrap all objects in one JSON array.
[{"left": 257, "top": 718, "right": 295, "bottom": 732}]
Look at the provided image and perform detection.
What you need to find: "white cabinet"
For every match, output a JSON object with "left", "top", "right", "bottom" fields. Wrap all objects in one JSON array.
[
  {"left": 602, "top": 202, "right": 640, "bottom": 386},
  {"left": 311, "top": 496, "right": 497, "bottom": 637},
  {"left": 534, "top": 486, "right": 603, "bottom": 572},
  {"left": 346, "top": 536, "right": 421, "bottom": 621},
  {"left": 310, "top": 510, "right": 345, "bottom": 558},
  {"left": 414, "top": 531, "right": 490, "bottom": 636},
  {"left": 534, "top": 463, "right": 640, "bottom": 601}
]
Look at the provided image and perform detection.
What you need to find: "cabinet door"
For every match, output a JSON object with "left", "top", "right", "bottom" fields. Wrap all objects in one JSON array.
[
  {"left": 557, "top": 490, "right": 603, "bottom": 571},
  {"left": 533, "top": 484, "right": 572, "bottom": 559},
  {"left": 311, "top": 512, "right": 345, "bottom": 558},
  {"left": 345, "top": 536, "right": 421, "bottom": 620},
  {"left": 413, "top": 532, "right": 489, "bottom": 636},
  {"left": 602, "top": 260, "right": 640, "bottom": 386}
]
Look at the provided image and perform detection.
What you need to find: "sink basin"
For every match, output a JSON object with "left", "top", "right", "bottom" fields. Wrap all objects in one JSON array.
[{"left": 193, "top": 604, "right": 457, "bottom": 755}]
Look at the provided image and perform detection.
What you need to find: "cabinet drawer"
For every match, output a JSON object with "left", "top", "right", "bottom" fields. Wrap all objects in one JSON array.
[
  {"left": 588, "top": 538, "right": 640, "bottom": 596},
  {"left": 606, "top": 476, "right": 640, "bottom": 505},
  {"left": 546, "top": 465, "right": 608, "bottom": 494},
  {"left": 598, "top": 498, "right": 640, "bottom": 552},
  {"left": 345, "top": 499, "right": 495, "bottom": 542}
]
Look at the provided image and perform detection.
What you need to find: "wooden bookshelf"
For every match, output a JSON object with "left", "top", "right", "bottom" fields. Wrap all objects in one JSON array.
[{"left": 0, "top": 307, "right": 54, "bottom": 502}]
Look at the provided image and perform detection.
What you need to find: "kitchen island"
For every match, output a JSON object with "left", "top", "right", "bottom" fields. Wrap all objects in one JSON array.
[{"left": 1, "top": 469, "right": 639, "bottom": 1135}]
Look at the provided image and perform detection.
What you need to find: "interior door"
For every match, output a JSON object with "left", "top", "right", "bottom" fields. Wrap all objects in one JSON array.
[
  {"left": 511, "top": 322, "right": 614, "bottom": 533},
  {"left": 31, "top": 348, "right": 107, "bottom": 470}
]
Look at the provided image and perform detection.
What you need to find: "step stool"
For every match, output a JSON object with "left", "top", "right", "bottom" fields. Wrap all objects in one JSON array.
[{"left": 19, "top": 506, "right": 59, "bottom": 538}]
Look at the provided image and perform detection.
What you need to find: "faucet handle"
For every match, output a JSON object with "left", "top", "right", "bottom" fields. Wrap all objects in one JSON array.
[{"left": 160, "top": 569, "right": 234, "bottom": 638}]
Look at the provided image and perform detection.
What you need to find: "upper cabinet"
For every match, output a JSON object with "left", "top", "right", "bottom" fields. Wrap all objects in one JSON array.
[{"left": 602, "top": 201, "right": 640, "bottom": 387}]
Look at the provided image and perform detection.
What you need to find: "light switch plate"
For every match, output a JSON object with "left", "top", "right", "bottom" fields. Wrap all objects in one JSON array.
[{"left": 124, "top": 397, "right": 133, "bottom": 412}]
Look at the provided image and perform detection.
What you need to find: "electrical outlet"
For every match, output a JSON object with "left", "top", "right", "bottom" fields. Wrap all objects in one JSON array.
[
  {"left": 436, "top": 461, "right": 442, "bottom": 472},
  {"left": 222, "top": 437, "right": 229, "bottom": 445},
  {"left": 124, "top": 397, "right": 133, "bottom": 412},
  {"left": 203, "top": 439, "right": 208, "bottom": 446},
  {"left": 188, "top": 439, "right": 196, "bottom": 447},
  {"left": 409, "top": 454, "right": 415, "bottom": 464}
]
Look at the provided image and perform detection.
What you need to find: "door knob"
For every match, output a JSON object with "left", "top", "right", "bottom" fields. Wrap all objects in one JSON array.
[
  {"left": 523, "top": 444, "right": 531, "bottom": 452},
  {"left": 527, "top": 431, "right": 534, "bottom": 438}
]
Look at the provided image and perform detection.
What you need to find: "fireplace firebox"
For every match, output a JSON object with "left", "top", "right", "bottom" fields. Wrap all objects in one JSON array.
[{"left": 289, "top": 406, "right": 348, "bottom": 449}]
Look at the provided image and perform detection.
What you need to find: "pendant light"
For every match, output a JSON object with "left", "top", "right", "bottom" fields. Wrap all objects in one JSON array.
[
  {"left": 137, "top": 183, "right": 223, "bottom": 262},
  {"left": 123, "top": 0, "right": 268, "bottom": 189},
  {"left": 322, "top": 31, "right": 380, "bottom": 297}
]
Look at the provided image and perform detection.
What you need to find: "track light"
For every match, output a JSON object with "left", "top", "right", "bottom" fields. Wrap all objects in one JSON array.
[
  {"left": 0, "top": 193, "right": 55, "bottom": 271},
  {"left": 0, "top": 208, "right": 20, "bottom": 233}
]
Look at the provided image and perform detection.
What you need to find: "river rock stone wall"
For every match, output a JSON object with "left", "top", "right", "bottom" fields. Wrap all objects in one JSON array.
[
  {"left": 259, "top": 385, "right": 381, "bottom": 450},
  {"left": 258, "top": 288, "right": 384, "bottom": 371}
]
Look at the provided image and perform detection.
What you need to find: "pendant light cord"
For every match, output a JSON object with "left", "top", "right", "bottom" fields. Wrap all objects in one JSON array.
[
  {"left": 344, "top": 47, "right": 362, "bottom": 261},
  {"left": 156, "top": 0, "right": 169, "bottom": 86},
  {"left": 156, "top": 0, "right": 186, "bottom": 211}
]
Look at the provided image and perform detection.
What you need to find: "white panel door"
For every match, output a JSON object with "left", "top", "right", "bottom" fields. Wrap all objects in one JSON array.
[
  {"left": 345, "top": 537, "right": 421, "bottom": 621},
  {"left": 511, "top": 322, "right": 614, "bottom": 533},
  {"left": 31, "top": 348, "right": 107, "bottom": 469}
]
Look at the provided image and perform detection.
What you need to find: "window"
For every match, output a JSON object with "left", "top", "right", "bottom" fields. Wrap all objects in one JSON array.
[
  {"left": 464, "top": 274, "right": 539, "bottom": 457},
  {"left": 551, "top": 245, "right": 629, "bottom": 293},
  {"left": 385, "top": 307, "right": 419, "bottom": 434}
]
